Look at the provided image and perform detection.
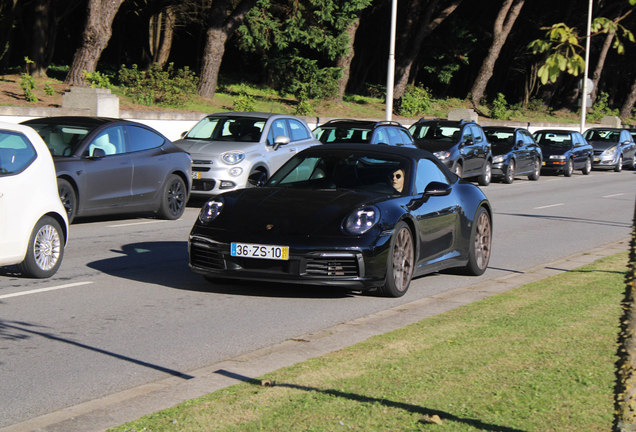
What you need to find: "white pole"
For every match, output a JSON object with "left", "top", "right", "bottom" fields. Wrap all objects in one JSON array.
[
  {"left": 385, "top": 0, "right": 398, "bottom": 121},
  {"left": 580, "top": 0, "right": 593, "bottom": 133}
]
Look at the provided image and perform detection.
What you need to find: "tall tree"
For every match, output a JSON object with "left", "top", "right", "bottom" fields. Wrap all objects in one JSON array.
[
  {"left": 619, "top": 71, "right": 636, "bottom": 119},
  {"left": 470, "top": 0, "right": 525, "bottom": 108},
  {"left": 589, "top": 28, "right": 615, "bottom": 105},
  {"left": 334, "top": 17, "right": 361, "bottom": 103},
  {"left": 197, "top": 0, "right": 258, "bottom": 99},
  {"left": 27, "top": 0, "right": 84, "bottom": 77},
  {"left": 148, "top": 4, "right": 177, "bottom": 68},
  {"left": 392, "top": 0, "right": 463, "bottom": 103},
  {"left": 64, "top": 0, "right": 126, "bottom": 87},
  {"left": 0, "top": 0, "right": 21, "bottom": 71}
]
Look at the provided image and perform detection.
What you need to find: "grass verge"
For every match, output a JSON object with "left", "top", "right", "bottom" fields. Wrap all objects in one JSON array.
[{"left": 108, "top": 252, "right": 627, "bottom": 432}]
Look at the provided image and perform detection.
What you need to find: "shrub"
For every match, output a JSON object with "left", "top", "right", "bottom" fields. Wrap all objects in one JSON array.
[
  {"left": 399, "top": 84, "right": 432, "bottom": 117},
  {"left": 43, "top": 83, "right": 55, "bottom": 96},
  {"left": 83, "top": 70, "right": 114, "bottom": 89},
  {"left": 294, "top": 100, "right": 313, "bottom": 116},
  {"left": 269, "top": 53, "right": 340, "bottom": 102},
  {"left": 234, "top": 93, "right": 256, "bottom": 112},
  {"left": 118, "top": 63, "right": 198, "bottom": 107},
  {"left": 19, "top": 73, "right": 37, "bottom": 102},
  {"left": 587, "top": 92, "right": 619, "bottom": 123},
  {"left": 490, "top": 93, "right": 511, "bottom": 120}
]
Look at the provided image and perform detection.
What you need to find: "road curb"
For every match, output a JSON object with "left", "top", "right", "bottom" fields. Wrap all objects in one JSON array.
[{"left": 2, "top": 237, "right": 630, "bottom": 432}]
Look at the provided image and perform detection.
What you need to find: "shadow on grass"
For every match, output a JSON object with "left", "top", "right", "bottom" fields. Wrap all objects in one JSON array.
[{"left": 215, "top": 370, "right": 528, "bottom": 432}]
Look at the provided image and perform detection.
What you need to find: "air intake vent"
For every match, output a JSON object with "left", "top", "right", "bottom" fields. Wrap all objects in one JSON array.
[{"left": 305, "top": 256, "right": 359, "bottom": 277}]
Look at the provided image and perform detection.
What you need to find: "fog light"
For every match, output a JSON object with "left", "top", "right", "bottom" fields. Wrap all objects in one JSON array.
[
  {"left": 219, "top": 181, "right": 236, "bottom": 189},
  {"left": 229, "top": 167, "right": 243, "bottom": 177}
]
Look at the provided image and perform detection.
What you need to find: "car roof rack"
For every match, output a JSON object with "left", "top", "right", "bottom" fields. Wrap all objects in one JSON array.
[
  {"left": 375, "top": 120, "right": 402, "bottom": 127},
  {"left": 459, "top": 119, "right": 476, "bottom": 124},
  {"left": 417, "top": 116, "right": 442, "bottom": 122}
]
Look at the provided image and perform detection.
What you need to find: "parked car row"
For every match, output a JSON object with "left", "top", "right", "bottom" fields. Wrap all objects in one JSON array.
[{"left": 2, "top": 112, "right": 633, "bottom": 289}]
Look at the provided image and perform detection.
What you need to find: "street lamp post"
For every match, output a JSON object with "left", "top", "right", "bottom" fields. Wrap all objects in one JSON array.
[
  {"left": 580, "top": 0, "right": 593, "bottom": 133},
  {"left": 385, "top": 0, "right": 398, "bottom": 121}
]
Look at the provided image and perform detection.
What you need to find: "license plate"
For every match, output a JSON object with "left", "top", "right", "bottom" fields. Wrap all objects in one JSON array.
[
  {"left": 192, "top": 171, "right": 201, "bottom": 180},
  {"left": 594, "top": 157, "right": 600, "bottom": 162},
  {"left": 231, "top": 243, "right": 289, "bottom": 260}
]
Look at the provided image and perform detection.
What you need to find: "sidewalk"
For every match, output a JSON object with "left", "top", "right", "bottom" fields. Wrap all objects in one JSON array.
[{"left": 3, "top": 237, "right": 630, "bottom": 432}]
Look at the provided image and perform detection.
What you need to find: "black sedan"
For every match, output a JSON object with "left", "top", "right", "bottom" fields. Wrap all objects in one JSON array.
[
  {"left": 533, "top": 129, "right": 593, "bottom": 176},
  {"left": 21, "top": 116, "right": 192, "bottom": 223},
  {"left": 483, "top": 126, "right": 542, "bottom": 183},
  {"left": 188, "top": 144, "right": 492, "bottom": 297}
]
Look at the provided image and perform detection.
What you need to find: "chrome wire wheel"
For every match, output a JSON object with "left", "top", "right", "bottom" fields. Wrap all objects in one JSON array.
[
  {"left": 473, "top": 210, "right": 492, "bottom": 272},
  {"left": 392, "top": 226, "right": 414, "bottom": 293},
  {"left": 33, "top": 223, "right": 62, "bottom": 271}
]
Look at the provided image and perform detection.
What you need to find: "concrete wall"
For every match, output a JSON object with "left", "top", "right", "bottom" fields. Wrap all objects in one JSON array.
[{"left": 0, "top": 105, "right": 628, "bottom": 142}]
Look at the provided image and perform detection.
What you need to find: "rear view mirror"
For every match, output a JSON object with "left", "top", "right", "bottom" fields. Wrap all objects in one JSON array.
[{"left": 273, "top": 135, "right": 291, "bottom": 150}]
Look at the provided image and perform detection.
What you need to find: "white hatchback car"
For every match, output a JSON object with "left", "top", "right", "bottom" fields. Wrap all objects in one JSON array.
[{"left": 0, "top": 122, "right": 68, "bottom": 278}]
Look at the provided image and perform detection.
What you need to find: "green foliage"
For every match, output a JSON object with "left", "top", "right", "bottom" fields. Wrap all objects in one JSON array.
[
  {"left": 529, "top": 14, "right": 635, "bottom": 85},
  {"left": 20, "top": 57, "right": 37, "bottom": 102},
  {"left": 43, "top": 83, "right": 54, "bottom": 96},
  {"left": 398, "top": 84, "right": 431, "bottom": 117},
  {"left": 118, "top": 63, "right": 198, "bottom": 107},
  {"left": 82, "top": 70, "right": 114, "bottom": 89},
  {"left": 587, "top": 92, "right": 619, "bottom": 123},
  {"left": 422, "top": 22, "right": 475, "bottom": 86},
  {"left": 270, "top": 52, "right": 341, "bottom": 101},
  {"left": 234, "top": 93, "right": 256, "bottom": 112},
  {"left": 294, "top": 100, "right": 313, "bottom": 116},
  {"left": 490, "top": 93, "right": 511, "bottom": 120}
]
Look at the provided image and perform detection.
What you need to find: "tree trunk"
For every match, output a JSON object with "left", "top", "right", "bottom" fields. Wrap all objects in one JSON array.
[
  {"left": 197, "top": 0, "right": 258, "bottom": 99},
  {"left": 149, "top": 5, "right": 177, "bottom": 69},
  {"left": 28, "top": 0, "right": 51, "bottom": 77},
  {"left": 333, "top": 18, "right": 361, "bottom": 103},
  {"left": 64, "top": 0, "right": 125, "bottom": 87},
  {"left": 614, "top": 200, "right": 636, "bottom": 432},
  {"left": 0, "top": 0, "right": 20, "bottom": 69},
  {"left": 392, "top": 0, "right": 463, "bottom": 102},
  {"left": 590, "top": 29, "right": 615, "bottom": 105},
  {"left": 470, "top": 0, "right": 525, "bottom": 107},
  {"left": 619, "top": 76, "right": 636, "bottom": 120}
]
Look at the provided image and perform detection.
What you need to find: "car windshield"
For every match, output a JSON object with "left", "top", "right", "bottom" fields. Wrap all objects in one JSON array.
[
  {"left": 25, "top": 123, "right": 93, "bottom": 156},
  {"left": 267, "top": 151, "right": 408, "bottom": 195},
  {"left": 409, "top": 124, "right": 460, "bottom": 142},
  {"left": 313, "top": 126, "right": 371, "bottom": 144},
  {"left": 583, "top": 130, "right": 619, "bottom": 142},
  {"left": 533, "top": 132, "right": 573, "bottom": 148},
  {"left": 185, "top": 116, "right": 265, "bottom": 142},
  {"left": 485, "top": 130, "right": 514, "bottom": 146}
]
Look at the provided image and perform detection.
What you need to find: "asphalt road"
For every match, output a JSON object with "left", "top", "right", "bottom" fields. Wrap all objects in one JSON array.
[{"left": 1, "top": 168, "right": 634, "bottom": 428}]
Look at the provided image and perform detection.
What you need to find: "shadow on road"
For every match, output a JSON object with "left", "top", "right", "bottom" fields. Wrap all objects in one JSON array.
[{"left": 86, "top": 241, "right": 355, "bottom": 299}]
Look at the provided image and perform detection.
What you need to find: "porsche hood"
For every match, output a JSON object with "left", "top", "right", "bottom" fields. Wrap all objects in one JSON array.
[{"left": 213, "top": 187, "right": 384, "bottom": 236}]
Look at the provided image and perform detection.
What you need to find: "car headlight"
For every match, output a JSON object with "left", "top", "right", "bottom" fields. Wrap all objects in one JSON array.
[
  {"left": 549, "top": 155, "right": 566, "bottom": 160},
  {"left": 344, "top": 206, "right": 380, "bottom": 235},
  {"left": 492, "top": 155, "right": 505, "bottom": 163},
  {"left": 199, "top": 197, "right": 224, "bottom": 224},
  {"left": 222, "top": 152, "right": 245, "bottom": 165},
  {"left": 602, "top": 145, "right": 618, "bottom": 157},
  {"left": 433, "top": 151, "right": 451, "bottom": 161}
]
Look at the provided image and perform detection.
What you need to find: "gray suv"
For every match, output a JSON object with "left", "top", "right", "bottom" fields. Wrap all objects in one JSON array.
[{"left": 174, "top": 112, "right": 320, "bottom": 197}]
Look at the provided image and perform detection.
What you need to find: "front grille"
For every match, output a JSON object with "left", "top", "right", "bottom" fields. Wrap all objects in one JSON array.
[
  {"left": 193, "top": 179, "right": 216, "bottom": 191},
  {"left": 305, "top": 256, "right": 360, "bottom": 277},
  {"left": 190, "top": 242, "right": 224, "bottom": 270},
  {"left": 193, "top": 167, "right": 211, "bottom": 172},
  {"left": 593, "top": 150, "right": 603, "bottom": 155}
]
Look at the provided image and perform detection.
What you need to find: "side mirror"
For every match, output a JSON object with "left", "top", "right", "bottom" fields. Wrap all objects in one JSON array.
[
  {"left": 89, "top": 148, "right": 106, "bottom": 158},
  {"left": 273, "top": 135, "right": 291, "bottom": 150},
  {"left": 181, "top": 131, "right": 188, "bottom": 139},
  {"left": 424, "top": 181, "right": 452, "bottom": 196},
  {"left": 516, "top": 140, "right": 524, "bottom": 148}
]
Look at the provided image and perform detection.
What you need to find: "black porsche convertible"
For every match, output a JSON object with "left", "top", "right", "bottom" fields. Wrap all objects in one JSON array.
[{"left": 188, "top": 144, "right": 492, "bottom": 297}]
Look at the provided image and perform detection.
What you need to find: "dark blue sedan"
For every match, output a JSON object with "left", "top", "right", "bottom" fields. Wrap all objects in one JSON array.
[
  {"left": 483, "top": 126, "right": 542, "bottom": 183},
  {"left": 533, "top": 129, "right": 593, "bottom": 177}
]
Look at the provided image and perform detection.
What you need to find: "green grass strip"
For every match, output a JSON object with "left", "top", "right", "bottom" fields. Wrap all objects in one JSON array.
[{"left": 110, "top": 252, "right": 628, "bottom": 432}]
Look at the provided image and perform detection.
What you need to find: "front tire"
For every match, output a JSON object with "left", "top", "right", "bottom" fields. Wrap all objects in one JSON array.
[
  {"left": 157, "top": 174, "right": 187, "bottom": 220},
  {"left": 477, "top": 161, "right": 491, "bottom": 186},
  {"left": 528, "top": 158, "right": 541, "bottom": 181},
  {"left": 58, "top": 179, "right": 76, "bottom": 224},
  {"left": 378, "top": 221, "right": 414, "bottom": 297},
  {"left": 452, "top": 162, "right": 463, "bottom": 178},
  {"left": 564, "top": 159, "right": 573, "bottom": 177},
  {"left": 615, "top": 155, "right": 623, "bottom": 172},
  {"left": 503, "top": 160, "right": 515, "bottom": 184},
  {"left": 18, "top": 216, "right": 65, "bottom": 278},
  {"left": 582, "top": 157, "right": 592, "bottom": 175},
  {"left": 462, "top": 207, "right": 492, "bottom": 276}
]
